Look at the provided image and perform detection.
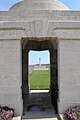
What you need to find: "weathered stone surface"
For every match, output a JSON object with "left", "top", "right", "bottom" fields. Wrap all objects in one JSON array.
[
  {"left": 10, "top": 0, "right": 69, "bottom": 11},
  {"left": 58, "top": 40, "right": 80, "bottom": 113},
  {"left": 0, "top": 40, "right": 23, "bottom": 116},
  {"left": 0, "top": 0, "right": 80, "bottom": 116}
]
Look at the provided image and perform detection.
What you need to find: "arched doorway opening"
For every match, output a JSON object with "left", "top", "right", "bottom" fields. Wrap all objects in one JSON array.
[{"left": 22, "top": 38, "right": 58, "bottom": 116}]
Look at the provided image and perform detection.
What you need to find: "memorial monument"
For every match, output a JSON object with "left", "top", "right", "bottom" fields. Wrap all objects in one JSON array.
[{"left": 0, "top": 0, "right": 80, "bottom": 116}]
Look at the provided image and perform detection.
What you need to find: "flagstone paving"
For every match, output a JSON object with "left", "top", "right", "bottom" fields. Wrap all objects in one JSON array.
[{"left": 22, "top": 90, "right": 59, "bottom": 120}]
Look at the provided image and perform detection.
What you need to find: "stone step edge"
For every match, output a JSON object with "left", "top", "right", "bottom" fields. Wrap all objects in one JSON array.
[
  {"left": 59, "top": 114, "right": 69, "bottom": 120},
  {"left": 12, "top": 116, "right": 21, "bottom": 120}
]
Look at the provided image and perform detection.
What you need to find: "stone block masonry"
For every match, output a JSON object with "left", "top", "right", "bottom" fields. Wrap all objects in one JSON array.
[{"left": 0, "top": 40, "right": 23, "bottom": 116}]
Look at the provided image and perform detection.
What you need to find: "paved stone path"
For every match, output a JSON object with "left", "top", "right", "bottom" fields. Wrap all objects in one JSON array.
[
  {"left": 22, "top": 112, "right": 59, "bottom": 120},
  {"left": 22, "top": 90, "right": 59, "bottom": 120}
]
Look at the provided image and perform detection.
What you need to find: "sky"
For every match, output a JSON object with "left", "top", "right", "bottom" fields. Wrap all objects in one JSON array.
[
  {"left": 29, "top": 51, "right": 50, "bottom": 65},
  {"left": 0, "top": 0, "right": 80, "bottom": 65}
]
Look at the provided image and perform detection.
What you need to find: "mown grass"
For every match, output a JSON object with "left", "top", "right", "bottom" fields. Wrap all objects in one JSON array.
[{"left": 29, "top": 70, "right": 50, "bottom": 90}]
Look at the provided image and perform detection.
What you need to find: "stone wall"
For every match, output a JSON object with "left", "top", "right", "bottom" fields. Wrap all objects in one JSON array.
[
  {"left": 0, "top": 40, "right": 23, "bottom": 116},
  {"left": 58, "top": 40, "right": 80, "bottom": 113}
]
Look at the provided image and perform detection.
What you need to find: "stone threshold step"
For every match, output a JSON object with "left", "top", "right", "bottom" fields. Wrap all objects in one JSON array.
[
  {"left": 12, "top": 116, "right": 21, "bottom": 120},
  {"left": 22, "top": 118, "right": 58, "bottom": 120}
]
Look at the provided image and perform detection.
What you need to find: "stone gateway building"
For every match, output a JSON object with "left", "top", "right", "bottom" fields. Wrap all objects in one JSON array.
[{"left": 0, "top": 0, "right": 80, "bottom": 116}]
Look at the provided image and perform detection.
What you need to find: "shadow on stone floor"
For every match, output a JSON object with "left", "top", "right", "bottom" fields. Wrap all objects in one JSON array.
[{"left": 22, "top": 90, "right": 58, "bottom": 119}]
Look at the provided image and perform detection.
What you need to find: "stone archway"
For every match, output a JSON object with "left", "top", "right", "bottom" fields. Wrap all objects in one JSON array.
[{"left": 22, "top": 37, "right": 58, "bottom": 113}]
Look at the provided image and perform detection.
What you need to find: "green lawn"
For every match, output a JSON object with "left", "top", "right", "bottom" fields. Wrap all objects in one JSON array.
[{"left": 29, "top": 70, "right": 50, "bottom": 90}]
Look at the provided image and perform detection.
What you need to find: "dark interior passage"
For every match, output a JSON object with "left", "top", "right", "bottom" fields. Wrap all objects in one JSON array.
[{"left": 22, "top": 38, "right": 58, "bottom": 115}]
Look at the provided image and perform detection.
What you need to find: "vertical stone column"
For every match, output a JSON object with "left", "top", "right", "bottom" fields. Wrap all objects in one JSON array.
[
  {"left": 0, "top": 40, "right": 23, "bottom": 116},
  {"left": 50, "top": 49, "right": 58, "bottom": 113},
  {"left": 50, "top": 49, "right": 57, "bottom": 83},
  {"left": 58, "top": 39, "right": 80, "bottom": 113},
  {"left": 22, "top": 49, "right": 29, "bottom": 97}
]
